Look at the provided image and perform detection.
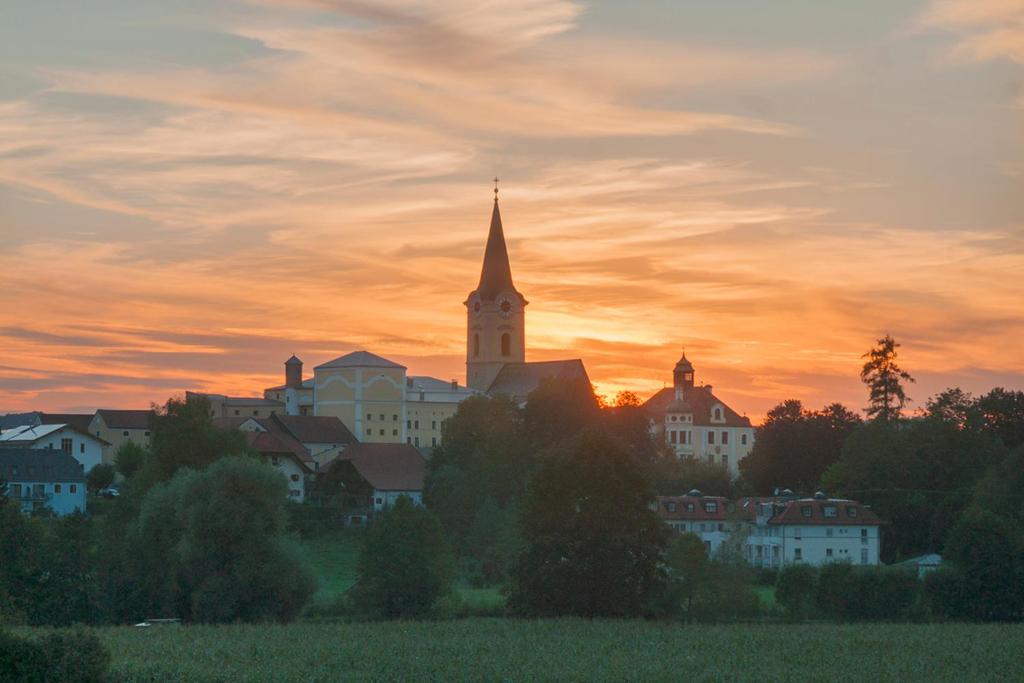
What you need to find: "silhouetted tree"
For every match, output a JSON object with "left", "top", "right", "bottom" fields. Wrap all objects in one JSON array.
[
  {"left": 861, "top": 335, "right": 914, "bottom": 421},
  {"left": 509, "top": 429, "right": 668, "bottom": 617},
  {"left": 739, "top": 400, "right": 861, "bottom": 494},
  {"left": 113, "top": 441, "right": 148, "bottom": 480},
  {"left": 86, "top": 464, "right": 115, "bottom": 492},
  {"left": 941, "top": 507, "right": 1024, "bottom": 621}
]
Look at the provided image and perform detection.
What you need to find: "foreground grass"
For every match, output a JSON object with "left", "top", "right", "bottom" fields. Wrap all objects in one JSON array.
[{"left": 91, "top": 620, "right": 1023, "bottom": 682}]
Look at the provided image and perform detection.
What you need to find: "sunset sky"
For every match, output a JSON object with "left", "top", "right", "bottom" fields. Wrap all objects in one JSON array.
[{"left": 1, "top": 0, "right": 1022, "bottom": 421}]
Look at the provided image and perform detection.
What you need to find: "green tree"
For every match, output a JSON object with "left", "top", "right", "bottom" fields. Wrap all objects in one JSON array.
[
  {"left": 520, "top": 376, "right": 601, "bottom": 450},
  {"left": 352, "top": 496, "right": 454, "bottom": 618},
  {"left": 860, "top": 335, "right": 915, "bottom": 421},
  {"left": 739, "top": 400, "right": 861, "bottom": 494},
  {"left": 942, "top": 506, "right": 1024, "bottom": 621},
  {"left": 85, "top": 464, "right": 115, "bottom": 492},
  {"left": 113, "top": 441, "right": 148, "bottom": 480},
  {"left": 976, "top": 387, "right": 1024, "bottom": 450},
  {"left": 463, "top": 498, "right": 522, "bottom": 586},
  {"left": 659, "top": 532, "right": 710, "bottom": 617},
  {"left": 509, "top": 429, "right": 668, "bottom": 617},
  {"left": 776, "top": 564, "right": 819, "bottom": 620}
]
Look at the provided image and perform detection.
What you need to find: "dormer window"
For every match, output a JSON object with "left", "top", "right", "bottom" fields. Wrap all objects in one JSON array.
[
  {"left": 713, "top": 407, "right": 723, "bottom": 421},
  {"left": 666, "top": 502, "right": 677, "bottom": 513},
  {"left": 686, "top": 503, "right": 695, "bottom": 512},
  {"left": 846, "top": 506, "right": 857, "bottom": 517},
  {"left": 801, "top": 505, "right": 813, "bottom": 518},
  {"left": 823, "top": 505, "right": 838, "bottom": 518},
  {"left": 704, "top": 502, "right": 718, "bottom": 513}
]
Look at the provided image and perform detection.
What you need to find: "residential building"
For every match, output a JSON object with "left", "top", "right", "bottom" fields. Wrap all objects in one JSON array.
[
  {"left": 0, "top": 448, "right": 86, "bottom": 516},
  {"left": 89, "top": 409, "right": 154, "bottom": 464},
  {"left": 656, "top": 491, "right": 733, "bottom": 555},
  {"left": 263, "top": 354, "right": 314, "bottom": 416},
  {"left": 189, "top": 391, "right": 285, "bottom": 420},
  {"left": 266, "top": 413, "right": 357, "bottom": 469},
  {"left": 328, "top": 442, "right": 426, "bottom": 512},
  {"left": 0, "top": 423, "right": 106, "bottom": 472},
  {"left": 739, "top": 493, "right": 882, "bottom": 568},
  {"left": 643, "top": 352, "right": 754, "bottom": 477},
  {"left": 212, "top": 416, "right": 317, "bottom": 501}
]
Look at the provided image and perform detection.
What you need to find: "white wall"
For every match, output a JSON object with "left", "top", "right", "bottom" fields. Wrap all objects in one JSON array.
[
  {"left": 744, "top": 524, "right": 881, "bottom": 568},
  {"left": 8, "top": 480, "right": 85, "bottom": 516},
  {"left": 35, "top": 427, "right": 103, "bottom": 472},
  {"left": 372, "top": 490, "right": 423, "bottom": 511}
]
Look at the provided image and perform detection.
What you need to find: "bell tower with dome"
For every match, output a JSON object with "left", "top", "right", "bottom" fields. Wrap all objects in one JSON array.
[{"left": 465, "top": 181, "right": 528, "bottom": 392}]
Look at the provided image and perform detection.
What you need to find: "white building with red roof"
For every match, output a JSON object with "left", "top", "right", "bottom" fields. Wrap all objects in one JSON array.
[
  {"left": 643, "top": 352, "right": 754, "bottom": 477},
  {"left": 655, "top": 491, "right": 733, "bottom": 555},
  {"left": 739, "top": 493, "right": 882, "bottom": 568}
]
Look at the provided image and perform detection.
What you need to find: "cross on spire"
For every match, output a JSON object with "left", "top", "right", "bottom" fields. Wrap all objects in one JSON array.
[{"left": 493, "top": 176, "right": 500, "bottom": 200}]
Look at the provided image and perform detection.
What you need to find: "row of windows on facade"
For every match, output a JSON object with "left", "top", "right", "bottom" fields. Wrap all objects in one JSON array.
[
  {"left": 406, "top": 436, "right": 438, "bottom": 447},
  {"left": 669, "top": 407, "right": 726, "bottom": 422},
  {"left": 95, "top": 430, "right": 151, "bottom": 438},
  {"left": 668, "top": 430, "right": 747, "bottom": 446},
  {"left": 665, "top": 500, "right": 719, "bottom": 514},
  {"left": 752, "top": 526, "right": 870, "bottom": 541},
  {"left": 366, "top": 414, "right": 439, "bottom": 430},
  {"left": 472, "top": 333, "right": 512, "bottom": 358},
  {"left": 753, "top": 545, "right": 871, "bottom": 564},
  {"left": 7, "top": 483, "right": 78, "bottom": 498}
]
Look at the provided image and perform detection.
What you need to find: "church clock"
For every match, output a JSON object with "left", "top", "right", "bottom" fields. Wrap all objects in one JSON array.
[{"left": 498, "top": 297, "right": 513, "bottom": 318}]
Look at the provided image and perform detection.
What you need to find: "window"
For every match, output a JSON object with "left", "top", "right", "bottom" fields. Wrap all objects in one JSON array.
[
  {"left": 826, "top": 548, "right": 833, "bottom": 558},
  {"left": 379, "top": 429, "right": 384, "bottom": 436},
  {"left": 670, "top": 415, "right": 677, "bottom": 422},
  {"left": 704, "top": 502, "right": 718, "bottom": 513},
  {"left": 432, "top": 437, "right": 437, "bottom": 447},
  {"left": 686, "top": 503, "right": 695, "bottom": 513},
  {"left": 801, "top": 505, "right": 813, "bottom": 518},
  {"left": 290, "top": 474, "right": 300, "bottom": 482},
  {"left": 501, "top": 333, "right": 511, "bottom": 357},
  {"left": 69, "top": 484, "right": 77, "bottom": 494},
  {"left": 861, "top": 528, "right": 868, "bottom": 544},
  {"left": 714, "top": 408, "right": 722, "bottom": 421},
  {"left": 823, "top": 505, "right": 838, "bottom": 518},
  {"left": 379, "top": 414, "right": 384, "bottom": 421},
  {"left": 666, "top": 502, "right": 677, "bottom": 513},
  {"left": 414, "top": 420, "right": 420, "bottom": 429},
  {"left": 721, "top": 431, "right": 729, "bottom": 445},
  {"left": 366, "top": 428, "right": 371, "bottom": 435},
  {"left": 407, "top": 420, "right": 411, "bottom": 429},
  {"left": 741, "top": 434, "right": 748, "bottom": 445},
  {"left": 271, "top": 456, "right": 280, "bottom": 466},
  {"left": 795, "top": 527, "right": 802, "bottom": 539},
  {"left": 473, "top": 334, "right": 480, "bottom": 357},
  {"left": 721, "top": 453, "right": 728, "bottom": 468},
  {"left": 11, "top": 484, "right": 21, "bottom": 498},
  {"left": 54, "top": 484, "right": 62, "bottom": 494},
  {"left": 80, "top": 443, "right": 85, "bottom": 453},
  {"left": 826, "top": 528, "right": 833, "bottom": 537},
  {"left": 393, "top": 414, "right": 398, "bottom": 421},
  {"left": 367, "top": 414, "right": 373, "bottom": 421},
  {"left": 431, "top": 421, "right": 437, "bottom": 430},
  {"left": 124, "top": 429, "right": 132, "bottom": 435},
  {"left": 414, "top": 437, "right": 420, "bottom": 446},
  {"left": 406, "top": 437, "right": 412, "bottom": 444},
  {"left": 708, "top": 431, "right": 715, "bottom": 444},
  {"left": 144, "top": 431, "right": 151, "bottom": 437},
  {"left": 846, "top": 506, "right": 857, "bottom": 517},
  {"left": 794, "top": 547, "right": 802, "bottom": 561},
  {"left": 861, "top": 548, "right": 869, "bottom": 564},
  {"left": 670, "top": 431, "right": 677, "bottom": 444},
  {"left": 392, "top": 429, "right": 398, "bottom": 436},
  {"left": 61, "top": 438, "right": 72, "bottom": 454}
]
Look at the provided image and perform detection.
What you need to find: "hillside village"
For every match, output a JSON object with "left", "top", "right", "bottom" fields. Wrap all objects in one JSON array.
[{"left": 0, "top": 192, "right": 894, "bottom": 574}]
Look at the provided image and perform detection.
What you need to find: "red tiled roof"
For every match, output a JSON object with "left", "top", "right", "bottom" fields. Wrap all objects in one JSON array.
[
  {"left": 211, "top": 416, "right": 315, "bottom": 470},
  {"left": 95, "top": 409, "right": 154, "bottom": 430},
  {"left": 656, "top": 495, "right": 729, "bottom": 521},
  {"left": 643, "top": 386, "right": 751, "bottom": 428},
  {"left": 768, "top": 498, "right": 882, "bottom": 526},
  {"left": 270, "top": 414, "right": 356, "bottom": 445},
  {"left": 334, "top": 443, "right": 425, "bottom": 491}
]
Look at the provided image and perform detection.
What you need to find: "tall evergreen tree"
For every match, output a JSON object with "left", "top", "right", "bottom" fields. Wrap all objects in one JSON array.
[{"left": 860, "top": 335, "right": 915, "bottom": 421}]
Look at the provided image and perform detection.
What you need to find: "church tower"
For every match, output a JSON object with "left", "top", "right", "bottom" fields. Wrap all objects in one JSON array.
[
  {"left": 673, "top": 350, "right": 694, "bottom": 401},
  {"left": 465, "top": 184, "right": 527, "bottom": 392}
]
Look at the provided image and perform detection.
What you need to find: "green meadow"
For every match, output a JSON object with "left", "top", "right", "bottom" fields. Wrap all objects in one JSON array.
[{"left": 80, "top": 621, "right": 1024, "bottom": 682}]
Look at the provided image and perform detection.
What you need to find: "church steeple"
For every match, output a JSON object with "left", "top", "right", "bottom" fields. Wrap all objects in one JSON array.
[
  {"left": 476, "top": 182, "right": 517, "bottom": 301},
  {"left": 466, "top": 181, "right": 527, "bottom": 392}
]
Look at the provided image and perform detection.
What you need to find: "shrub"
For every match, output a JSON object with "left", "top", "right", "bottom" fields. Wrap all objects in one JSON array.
[
  {"left": 776, "top": 564, "right": 819, "bottom": 619},
  {"left": 943, "top": 507, "right": 1024, "bottom": 621},
  {"left": 86, "top": 464, "right": 115, "bottom": 492},
  {"left": 38, "top": 629, "right": 111, "bottom": 683},
  {"left": 924, "top": 567, "right": 969, "bottom": 620},
  {"left": 0, "top": 630, "right": 46, "bottom": 683},
  {"left": 351, "top": 496, "right": 454, "bottom": 619},
  {"left": 816, "top": 563, "right": 921, "bottom": 621}
]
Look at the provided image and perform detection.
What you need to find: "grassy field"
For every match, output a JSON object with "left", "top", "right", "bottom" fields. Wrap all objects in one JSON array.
[{"left": 76, "top": 620, "right": 1024, "bottom": 682}]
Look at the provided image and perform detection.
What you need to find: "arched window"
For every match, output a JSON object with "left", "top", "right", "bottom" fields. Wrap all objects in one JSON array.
[
  {"left": 714, "top": 407, "right": 722, "bottom": 421},
  {"left": 501, "top": 333, "right": 511, "bottom": 356},
  {"left": 473, "top": 334, "right": 480, "bottom": 357}
]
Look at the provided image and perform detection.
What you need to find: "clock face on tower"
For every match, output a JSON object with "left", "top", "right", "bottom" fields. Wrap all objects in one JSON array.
[
  {"left": 473, "top": 300, "right": 481, "bottom": 316},
  {"left": 499, "top": 297, "right": 513, "bottom": 318}
]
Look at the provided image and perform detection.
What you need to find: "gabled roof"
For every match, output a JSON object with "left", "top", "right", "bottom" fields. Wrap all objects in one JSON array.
[
  {"left": 315, "top": 350, "right": 406, "bottom": 370},
  {"left": 767, "top": 498, "right": 882, "bottom": 526},
  {"left": 211, "top": 416, "right": 315, "bottom": 470},
  {"left": 656, "top": 495, "right": 729, "bottom": 522},
  {"left": 333, "top": 443, "right": 426, "bottom": 491},
  {"left": 486, "top": 359, "right": 590, "bottom": 402},
  {"left": 270, "top": 414, "right": 356, "bottom": 445},
  {"left": 95, "top": 409, "right": 154, "bottom": 430},
  {"left": 39, "top": 413, "right": 94, "bottom": 432},
  {"left": 0, "top": 412, "right": 41, "bottom": 430},
  {"left": 643, "top": 386, "right": 752, "bottom": 428},
  {"left": 0, "top": 448, "right": 85, "bottom": 483},
  {"left": 474, "top": 198, "right": 519, "bottom": 301},
  {"left": 0, "top": 423, "right": 109, "bottom": 446},
  {"left": 285, "top": 354, "right": 303, "bottom": 366}
]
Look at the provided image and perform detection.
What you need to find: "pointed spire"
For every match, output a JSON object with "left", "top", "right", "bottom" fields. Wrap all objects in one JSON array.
[{"left": 476, "top": 183, "right": 517, "bottom": 300}]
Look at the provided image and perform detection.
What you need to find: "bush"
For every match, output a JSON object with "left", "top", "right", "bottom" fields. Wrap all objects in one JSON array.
[
  {"left": 924, "top": 567, "right": 969, "bottom": 621},
  {"left": 942, "top": 507, "right": 1024, "bottom": 621},
  {"left": 0, "top": 630, "right": 46, "bottom": 682},
  {"left": 38, "top": 629, "right": 111, "bottom": 683},
  {"left": 351, "top": 496, "right": 454, "bottom": 619},
  {"left": 0, "top": 629, "right": 109, "bottom": 683},
  {"left": 113, "top": 442, "right": 148, "bottom": 480},
  {"left": 86, "top": 464, "right": 115, "bottom": 492},
  {"left": 816, "top": 563, "right": 921, "bottom": 621},
  {"left": 776, "top": 564, "right": 818, "bottom": 619}
]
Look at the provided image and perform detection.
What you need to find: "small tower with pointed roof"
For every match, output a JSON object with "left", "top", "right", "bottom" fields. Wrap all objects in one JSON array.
[
  {"left": 673, "top": 350, "right": 695, "bottom": 400},
  {"left": 465, "top": 181, "right": 528, "bottom": 392}
]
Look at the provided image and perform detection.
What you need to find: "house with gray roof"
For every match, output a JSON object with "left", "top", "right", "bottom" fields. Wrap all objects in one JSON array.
[{"left": 0, "top": 448, "right": 86, "bottom": 516}]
